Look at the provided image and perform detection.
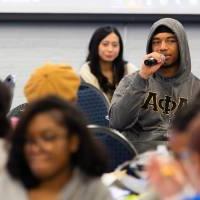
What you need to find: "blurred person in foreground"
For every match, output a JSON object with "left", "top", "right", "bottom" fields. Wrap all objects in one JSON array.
[
  {"left": 139, "top": 92, "right": 200, "bottom": 200},
  {"left": 0, "top": 96, "right": 113, "bottom": 200},
  {"left": 180, "top": 112, "right": 200, "bottom": 199},
  {"left": 9, "top": 63, "right": 80, "bottom": 119},
  {"left": 109, "top": 18, "right": 200, "bottom": 153},
  {"left": 24, "top": 63, "right": 80, "bottom": 103}
]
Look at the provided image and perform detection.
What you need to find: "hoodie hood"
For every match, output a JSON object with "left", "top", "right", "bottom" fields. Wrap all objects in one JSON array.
[{"left": 146, "top": 18, "right": 191, "bottom": 84}]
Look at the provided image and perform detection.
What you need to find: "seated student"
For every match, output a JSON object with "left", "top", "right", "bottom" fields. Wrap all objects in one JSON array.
[
  {"left": 9, "top": 63, "right": 80, "bottom": 119},
  {"left": 1, "top": 96, "right": 113, "bottom": 200},
  {"left": 109, "top": 18, "right": 200, "bottom": 153},
  {"left": 24, "top": 63, "right": 80, "bottom": 103},
  {"left": 80, "top": 26, "right": 137, "bottom": 102}
]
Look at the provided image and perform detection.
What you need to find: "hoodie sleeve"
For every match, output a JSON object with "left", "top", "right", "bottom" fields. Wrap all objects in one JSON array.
[{"left": 109, "top": 72, "right": 148, "bottom": 130}]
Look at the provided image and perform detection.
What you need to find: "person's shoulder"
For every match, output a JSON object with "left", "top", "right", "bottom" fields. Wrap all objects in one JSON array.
[
  {"left": 79, "top": 62, "right": 100, "bottom": 88},
  {"left": 0, "top": 169, "right": 12, "bottom": 184},
  {"left": 122, "top": 71, "right": 139, "bottom": 83},
  {"left": 125, "top": 62, "right": 138, "bottom": 75},
  {"left": 187, "top": 73, "right": 200, "bottom": 87},
  {"left": 0, "top": 170, "right": 25, "bottom": 196},
  {"left": 0, "top": 139, "right": 7, "bottom": 170},
  {"left": 86, "top": 177, "right": 113, "bottom": 200},
  {"left": 61, "top": 169, "right": 113, "bottom": 200},
  {"left": 79, "top": 62, "right": 91, "bottom": 73},
  {"left": 191, "top": 73, "right": 200, "bottom": 81},
  {"left": 79, "top": 171, "right": 113, "bottom": 200},
  {"left": 79, "top": 62, "right": 94, "bottom": 78}
]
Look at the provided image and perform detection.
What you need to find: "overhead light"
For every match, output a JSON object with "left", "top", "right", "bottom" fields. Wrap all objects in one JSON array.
[
  {"left": 160, "top": 0, "right": 169, "bottom": 6},
  {"left": 175, "top": 0, "right": 181, "bottom": 5},
  {"left": 190, "top": 0, "right": 198, "bottom": 5},
  {"left": 146, "top": 0, "right": 152, "bottom": 6}
]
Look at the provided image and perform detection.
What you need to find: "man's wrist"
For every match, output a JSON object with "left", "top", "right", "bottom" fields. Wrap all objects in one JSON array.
[{"left": 139, "top": 71, "right": 149, "bottom": 80}]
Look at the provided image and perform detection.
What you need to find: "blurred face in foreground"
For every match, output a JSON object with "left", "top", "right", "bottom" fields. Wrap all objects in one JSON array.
[
  {"left": 179, "top": 115, "right": 200, "bottom": 191},
  {"left": 169, "top": 129, "right": 189, "bottom": 164},
  {"left": 24, "top": 111, "right": 79, "bottom": 181}
]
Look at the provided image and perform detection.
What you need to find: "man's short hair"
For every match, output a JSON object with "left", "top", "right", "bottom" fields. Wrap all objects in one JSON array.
[{"left": 153, "top": 25, "right": 174, "bottom": 36}]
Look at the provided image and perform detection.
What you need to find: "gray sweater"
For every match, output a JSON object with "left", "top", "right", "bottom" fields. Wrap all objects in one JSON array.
[
  {"left": 0, "top": 169, "right": 113, "bottom": 200},
  {"left": 109, "top": 18, "right": 200, "bottom": 153}
]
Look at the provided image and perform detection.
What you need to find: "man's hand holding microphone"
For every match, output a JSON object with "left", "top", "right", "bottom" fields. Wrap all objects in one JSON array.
[{"left": 139, "top": 52, "right": 165, "bottom": 79}]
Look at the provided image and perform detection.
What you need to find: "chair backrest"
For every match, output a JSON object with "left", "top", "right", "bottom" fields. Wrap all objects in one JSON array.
[
  {"left": 77, "top": 82, "right": 109, "bottom": 126},
  {"left": 8, "top": 103, "right": 28, "bottom": 118},
  {"left": 88, "top": 125, "right": 138, "bottom": 172},
  {"left": 4, "top": 74, "right": 15, "bottom": 112}
]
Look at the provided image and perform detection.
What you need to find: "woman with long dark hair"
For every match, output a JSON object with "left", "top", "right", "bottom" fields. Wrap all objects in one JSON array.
[
  {"left": 1, "top": 96, "right": 113, "bottom": 200},
  {"left": 80, "top": 26, "right": 137, "bottom": 102}
]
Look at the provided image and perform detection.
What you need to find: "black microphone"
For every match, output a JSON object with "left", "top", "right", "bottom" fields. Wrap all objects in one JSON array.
[{"left": 144, "top": 57, "right": 158, "bottom": 66}]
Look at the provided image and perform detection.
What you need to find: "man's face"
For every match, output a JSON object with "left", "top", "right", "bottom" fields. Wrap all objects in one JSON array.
[{"left": 151, "top": 32, "right": 179, "bottom": 68}]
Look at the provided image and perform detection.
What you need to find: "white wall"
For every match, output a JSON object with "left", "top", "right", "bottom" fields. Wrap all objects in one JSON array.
[{"left": 0, "top": 22, "right": 199, "bottom": 108}]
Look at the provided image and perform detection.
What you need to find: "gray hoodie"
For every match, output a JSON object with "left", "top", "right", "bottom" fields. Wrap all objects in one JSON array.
[{"left": 109, "top": 18, "right": 200, "bottom": 153}]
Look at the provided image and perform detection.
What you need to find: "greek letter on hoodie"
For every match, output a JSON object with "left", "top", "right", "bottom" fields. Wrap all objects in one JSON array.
[{"left": 109, "top": 18, "right": 200, "bottom": 152}]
